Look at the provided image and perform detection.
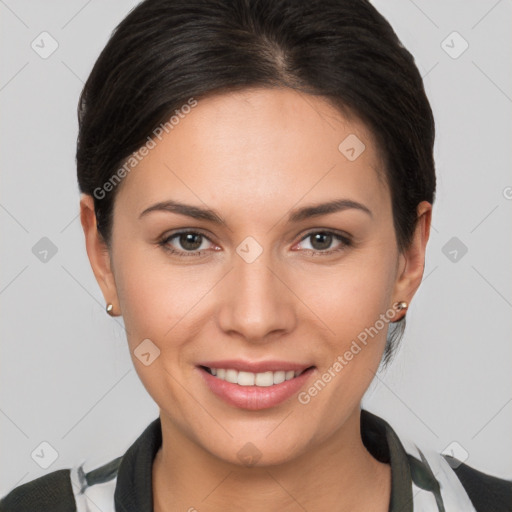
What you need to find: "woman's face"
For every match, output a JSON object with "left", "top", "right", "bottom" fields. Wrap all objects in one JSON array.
[{"left": 82, "top": 87, "right": 430, "bottom": 466}]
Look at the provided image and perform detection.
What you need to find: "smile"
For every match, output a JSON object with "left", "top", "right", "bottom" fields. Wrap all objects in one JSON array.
[{"left": 197, "top": 363, "right": 315, "bottom": 410}]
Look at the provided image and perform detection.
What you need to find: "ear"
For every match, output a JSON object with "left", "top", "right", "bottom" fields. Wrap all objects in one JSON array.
[
  {"left": 392, "top": 201, "right": 432, "bottom": 314},
  {"left": 79, "top": 194, "right": 120, "bottom": 316}
]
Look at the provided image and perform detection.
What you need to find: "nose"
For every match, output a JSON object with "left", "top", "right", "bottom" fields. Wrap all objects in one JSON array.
[{"left": 216, "top": 247, "right": 297, "bottom": 344}]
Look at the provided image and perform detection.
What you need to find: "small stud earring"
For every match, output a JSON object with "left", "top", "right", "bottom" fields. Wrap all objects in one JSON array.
[
  {"left": 106, "top": 303, "right": 114, "bottom": 316},
  {"left": 391, "top": 301, "right": 408, "bottom": 323},
  {"left": 395, "top": 301, "right": 409, "bottom": 311}
]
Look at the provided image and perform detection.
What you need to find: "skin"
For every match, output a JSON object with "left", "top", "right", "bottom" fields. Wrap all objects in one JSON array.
[{"left": 80, "top": 87, "right": 431, "bottom": 511}]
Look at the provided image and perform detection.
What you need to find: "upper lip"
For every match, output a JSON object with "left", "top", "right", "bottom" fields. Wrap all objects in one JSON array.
[{"left": 197, "top": 359, "right": 314, "bottom": 373}]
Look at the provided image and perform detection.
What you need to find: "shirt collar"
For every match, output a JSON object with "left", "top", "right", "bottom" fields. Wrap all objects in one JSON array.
[{"left": 114, "top": 409, "right": 412, "bottom": 511}]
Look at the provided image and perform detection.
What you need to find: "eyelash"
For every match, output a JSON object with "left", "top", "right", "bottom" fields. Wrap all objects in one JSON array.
[{"left": 157, "top": 229, "right": 352, "bottom": 258}]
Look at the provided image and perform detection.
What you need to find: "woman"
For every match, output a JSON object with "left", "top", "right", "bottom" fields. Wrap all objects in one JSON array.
[{"left": 1, "top": 0, "right": 510, "bottom": 510}]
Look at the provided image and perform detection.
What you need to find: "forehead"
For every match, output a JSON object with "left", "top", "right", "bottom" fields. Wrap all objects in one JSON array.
[{"left": 114, "top": 87, "right": 390, "bottom": 224}]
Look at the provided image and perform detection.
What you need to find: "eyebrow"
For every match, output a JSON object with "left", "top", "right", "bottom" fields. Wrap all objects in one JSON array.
[{"left": 138, "top": 198, "right": 372, "bottom": 224}]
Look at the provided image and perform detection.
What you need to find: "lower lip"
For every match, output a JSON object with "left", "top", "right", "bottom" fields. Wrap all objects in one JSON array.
[{"left": 197, "top": 366, "right": 315, "bottom": 410}]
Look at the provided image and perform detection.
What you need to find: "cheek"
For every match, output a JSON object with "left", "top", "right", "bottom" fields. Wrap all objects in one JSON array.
[
  {"left": 298, "top": 248, "right": 397, "bottom": 394},
  {"left": 112, "top": 248, "right": 206, "bottom": 411},
  {"left": 113, "top": 246, "right": 219, "bottom": 350},
  {"left": 303, "top": 251, "right": 397, "bottom": 339},
  {"left": 293, "top": 265, "right": 395, "bottom": 435}
]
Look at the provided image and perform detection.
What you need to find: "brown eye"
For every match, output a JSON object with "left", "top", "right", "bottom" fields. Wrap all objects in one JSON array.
[
  {"left": 176, "top": 232, "right": 203, "bottom": 251},
  {"left": 296, "top": 230, "right": 352, "bottom": 255},
  {"left": 309, "top": 232, "right": 333, "bottom": 251},
  {"left": 159, "top": 231, "right": 214, "bottom": 256}
]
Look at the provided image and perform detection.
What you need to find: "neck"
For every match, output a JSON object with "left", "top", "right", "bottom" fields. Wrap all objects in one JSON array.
[{"left": 152, "top": 408, "right": 391, "bottom": 512}]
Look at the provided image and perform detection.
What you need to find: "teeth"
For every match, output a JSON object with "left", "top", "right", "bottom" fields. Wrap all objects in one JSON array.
[
  {"left": 225, "top": 369, "right": 238, "bottom": 384},
  {"left": 255, "top": 371, "right": 273, "bottom": 387},
  {"left": 238, "top": 371, "right": 255, "bottom": 386},
  {"left": 206, "top": 367, "right": 305, "bottom": 386},
  {"left": 273, "top": 370, "right": 285, "bottom": 384}
]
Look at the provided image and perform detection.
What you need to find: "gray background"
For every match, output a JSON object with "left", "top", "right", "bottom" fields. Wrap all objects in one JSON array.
[{"left": 1, "top": 0, "right": 511, "bottom": 495}]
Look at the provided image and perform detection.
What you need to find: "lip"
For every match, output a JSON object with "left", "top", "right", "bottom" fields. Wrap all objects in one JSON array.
[{"left": 196, "top": 361, "right": 316, "bottom": 411}]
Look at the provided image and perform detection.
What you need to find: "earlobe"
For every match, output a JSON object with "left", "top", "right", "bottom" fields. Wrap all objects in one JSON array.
[
  {"left": 79, "top": 194, "right": 120, "bottom": 315},
  {"left": 391, "top": 201, "right": 432, "bottom": 310}
]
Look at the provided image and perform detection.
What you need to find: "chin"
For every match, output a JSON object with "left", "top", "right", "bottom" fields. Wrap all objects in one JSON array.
[{"left": 198, "top": 426, "right": 314, "bottom": 469}]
